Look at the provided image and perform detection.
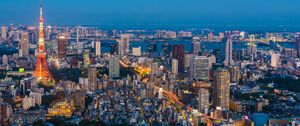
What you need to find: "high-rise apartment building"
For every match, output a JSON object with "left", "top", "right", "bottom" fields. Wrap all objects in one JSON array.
[
  {"left": 57, "top": 35, "right": 67, "bottom": 58},
  {"left": 95, "top": 39, "right": 101, "bottom": 56},
  {"left": 271, "top": 52, "right": 280, "bottom": 68},
  {"left": 109, "top": 55, "right": 120, "bottom": 78},
  {"left": 20, "top": 32, "right": 29, "bottom": 56},
  {"left": 213, "top": 68, "right": 230, "bottom": 110},
  {"left": 88, "top": 66, "right": 97, "bottom": 91},
  {"left": 198, "top": 88, "right": 209, "bottom": 113},
  {"left": 172, "top": 59, "right": 178, "bottom": 75},
  {"left": 118, "top": 34, "right": 130, "bottom": 57}
]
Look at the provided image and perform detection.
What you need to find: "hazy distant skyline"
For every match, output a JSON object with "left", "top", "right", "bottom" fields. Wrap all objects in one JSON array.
[{"left": 1, "top": 0, "right": 300, "bottom": 26}]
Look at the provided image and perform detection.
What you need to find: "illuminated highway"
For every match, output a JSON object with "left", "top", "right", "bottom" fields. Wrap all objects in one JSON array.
[{"left": 119, "top": 59, "right": 228, "bottom": 125}]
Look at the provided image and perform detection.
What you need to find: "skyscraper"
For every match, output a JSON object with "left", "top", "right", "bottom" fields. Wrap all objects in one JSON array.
[
  {"left": 213, "top": 68, "right": 230, "bottom": 110},
  {"left": 295, "top": 37, "right": 300, "bottom": 57},
  {"left": 88, "top": 66, "right": 97, "bottom": 91},
  {"left": 57, "top": 35, "right": 67, "bottom": 59},
  {"left": 224, "top": 33, "right": 234, "bottom": 66},
  {"left": 172, "top": 45, "right": 185, "bottom": 75},
  {"left": 1, "top": 26, "right": 7, "bottom": 40},
  {"left": 95, "top": 38, "right": 101, "bottom": 56},
  {"left": 198, "top": 88, "right": 209, "bottom": 113},
  {"left": 118, "top": 39, "right": 124, "bottom": 56},
  {"left": 109, "top": 55, "right": 120, "bottom": 78},
  {"left": 172, "top": 59, "right": 178, "bottom": 76},
  {"left": 34, "top": 0, "right": 52, "bottom": 84},
  {"left": 118, "top": 34, "right": 130, "bottom": 57},
  {"left": 271, "top": 52, "right": 280, "bottom": 68},
  {"left": 193, "top": 41, "right": 201, "bottom": 55},
  {"left": 20, "top": 32, "right": 29, "bottom": 56},
  {"left": 190, "top": 56, "right": 210, "bottom": 81}
]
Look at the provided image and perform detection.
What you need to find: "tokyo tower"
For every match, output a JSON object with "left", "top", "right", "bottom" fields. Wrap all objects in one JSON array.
[{"left": 34, "top": 0, "right": 52, "bottom": 84}]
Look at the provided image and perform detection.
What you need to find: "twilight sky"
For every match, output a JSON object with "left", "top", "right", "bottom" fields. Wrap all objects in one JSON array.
[{"left": 1, "top": 0, "right": 300, "bottom": 26}]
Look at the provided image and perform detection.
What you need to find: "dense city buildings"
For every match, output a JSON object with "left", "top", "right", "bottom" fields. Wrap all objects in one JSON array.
[{"left": 1, "top": 0, "right": 300, "bottom": 126}]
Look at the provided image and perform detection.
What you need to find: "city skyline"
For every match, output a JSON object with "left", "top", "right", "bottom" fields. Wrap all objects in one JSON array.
[
  {"left": 1, "top": 0, "right": 300, "bottom": 126},
  {"left": 1, "top": 0, "right": 300, "bottom": 26}
]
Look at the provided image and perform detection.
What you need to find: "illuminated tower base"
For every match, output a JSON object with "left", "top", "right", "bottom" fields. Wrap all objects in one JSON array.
[{"left": 34, "top": 52, "right": 52, "bottom": 85}]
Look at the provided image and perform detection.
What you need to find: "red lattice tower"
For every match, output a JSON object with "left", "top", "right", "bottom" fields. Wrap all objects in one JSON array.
[{"left": 34, "top": 0, "right": 52, "bottom": 84}]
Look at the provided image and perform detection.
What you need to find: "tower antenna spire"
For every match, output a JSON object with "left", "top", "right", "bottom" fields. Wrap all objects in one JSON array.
[{"left": 40, "top": 0, "right": 43, "bottom": 21}]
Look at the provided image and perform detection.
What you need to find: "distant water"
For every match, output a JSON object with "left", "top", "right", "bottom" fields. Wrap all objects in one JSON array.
[{"left": 100, "top": 40, "right": 295, "bottom": 53}]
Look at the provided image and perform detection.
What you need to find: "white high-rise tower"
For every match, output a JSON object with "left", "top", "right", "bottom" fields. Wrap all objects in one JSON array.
[
  {"left": 224, "top": 32, "right": 234, "bottom": 66},
  {"left": 95, "top": 37, "right": 101, "bottom": 56}
]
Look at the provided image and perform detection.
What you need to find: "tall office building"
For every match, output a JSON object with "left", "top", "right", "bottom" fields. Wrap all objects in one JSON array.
[
  {"left": 224, "top": 33, "right": 234, "bottom": 66},
  {"left": 88, "top": 66, "right": 97, "bottom": 91},
  {"left": 172, "top": 59, "right": 178, "bottom": 75},
  {"left": 193, "top": 42, "right": 201, "bottom": 55},
  {"left": 95, "top": 38, "right": 101, "bottom": 56},
  {"left": 20, "top": 32, "right": 29, "bottom": 56},
  {"left": 295, "top": 37, "right": 300, "bottom": 57},
  {"left": 271, "top": 52, "right": 280, "bottom": 68},
  {"left": 190, "top": 56, "right": 210, "bottom": 81},
  {"left": 198, "top": 88, "right": 209, "bottom": 113},
  {"left": 118, "top": 34, "right": 130, "bottom": 57},
  {"left": 57, "top": 35, "right": 67, "bottom": 58},
  {"left": 172, "top": 45, "right": 185, "bottom": 74},
  {"left": 118, "top": 39, "right": 124, "bottom": 56},
  {"left": 1, "top": 26, "right": 7, "bottom": 40},
  {"left": 109, "top": 56, "right": 120, "bottom": 78},
  {"left": 213, "top": 49, "right": 224, "bottom": 64},
  {"left": 229, "top": 66, "right": 240, "bottom": 83},
  {"left": 213, "top": 68, "right": 230, "bottom": 110}
]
